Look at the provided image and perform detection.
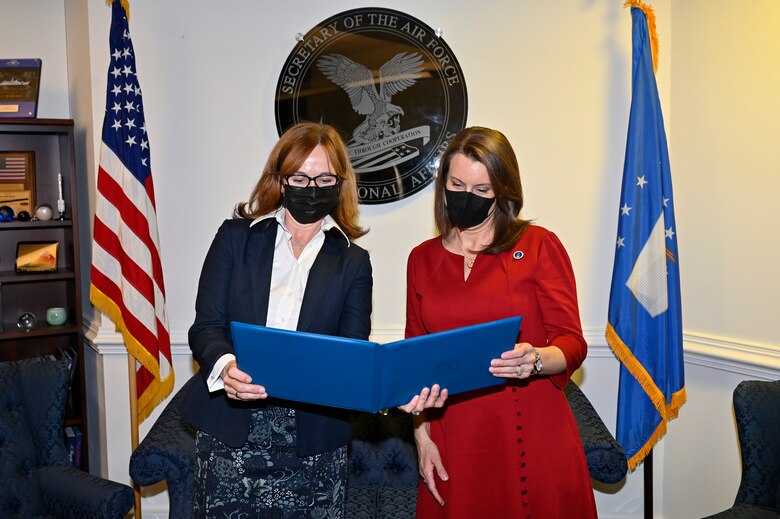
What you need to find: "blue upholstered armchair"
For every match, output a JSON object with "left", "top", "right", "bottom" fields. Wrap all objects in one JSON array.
[
  {"left": 129, "top": 375, "right": 198, "bottom": 517},
  {"left": 704, "top": 380, "right": 780, "bottom": 519},
  {"left": 129, "top": 376, "right": 626, "bottom": 518},
  {"left": 564, "top": 380, "right": 628, "bottom": 485},
  {"left": 0, "top": 357, "right": 134, "bottom": 519},
  {"left": 345, "top": 411, "right": 419, "bottom": 518}
]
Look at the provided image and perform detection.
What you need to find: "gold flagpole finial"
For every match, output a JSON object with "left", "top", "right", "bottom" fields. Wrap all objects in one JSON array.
[{"left": 624, "top": 0, "right": 659, "bottom": 74}]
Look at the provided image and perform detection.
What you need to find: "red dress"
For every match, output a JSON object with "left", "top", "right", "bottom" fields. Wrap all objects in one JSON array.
[{"left": 406, "top": 226, "right": 597, "bottom": 519}]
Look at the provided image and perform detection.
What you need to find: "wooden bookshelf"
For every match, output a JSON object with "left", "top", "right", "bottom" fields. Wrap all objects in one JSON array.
[{"left": 0, "top": 118, "right": 88, "bottom": 470}]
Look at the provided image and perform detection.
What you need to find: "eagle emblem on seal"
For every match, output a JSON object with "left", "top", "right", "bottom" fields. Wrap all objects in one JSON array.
[{"left": 316, "top": 52, "right": 424, "bottom": 145}]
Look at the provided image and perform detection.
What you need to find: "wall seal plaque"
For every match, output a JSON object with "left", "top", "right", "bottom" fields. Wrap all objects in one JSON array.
[{"left": 275, "top": 8, "right": 468, "bottom": 204}]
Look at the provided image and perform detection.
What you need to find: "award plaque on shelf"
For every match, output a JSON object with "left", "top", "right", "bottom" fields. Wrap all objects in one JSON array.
[
  {"left": 0, "top": 59, "right": 42, "bottom": 118},
  {"left": 0, "top": 151, "right": 35, "bottom": 212}
]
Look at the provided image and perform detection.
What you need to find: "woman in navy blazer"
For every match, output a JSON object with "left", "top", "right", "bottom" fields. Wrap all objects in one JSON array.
[{"left": 183, "top": 122, "right": 372, "bottom": 518}]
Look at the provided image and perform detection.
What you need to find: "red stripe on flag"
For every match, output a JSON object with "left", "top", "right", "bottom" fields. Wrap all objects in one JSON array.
[
  {"left": 96, "top": 165, "right": 166, "bottom": 294},
  {"left": 144, "top": 174, "right": 158, "bottom": 211},
  {"left": 91, "top": 201, "right": 157, "bottom": 310},
  {"left": 136, "top": 366, "right": 155, "bottom": 397}
]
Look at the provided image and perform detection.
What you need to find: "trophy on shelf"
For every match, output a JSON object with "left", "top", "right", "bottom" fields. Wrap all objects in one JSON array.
[{"left": 56, "top": 172, "right": 66, "bottom": 220}]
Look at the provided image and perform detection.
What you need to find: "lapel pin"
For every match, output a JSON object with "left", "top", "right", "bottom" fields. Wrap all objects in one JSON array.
[{"left": 513, "top": 251, "right": 524, "bottom": 260}]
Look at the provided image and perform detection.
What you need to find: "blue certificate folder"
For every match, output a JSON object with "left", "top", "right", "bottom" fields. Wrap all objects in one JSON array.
[{"left": 231, "top": 315, "right": 522, "bottom": 413}]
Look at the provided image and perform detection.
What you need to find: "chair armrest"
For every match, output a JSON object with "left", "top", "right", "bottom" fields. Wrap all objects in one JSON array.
[
  {"left": 37, "top": 465, "right": 134, "bottom": 519},
  {"left": 346, "top": 420, "right": 419, "bottom": 519},
  {"left": 129, "top": 414, "right": 196, "bottom": 487},
  {"left": 129, "top": 378, "right": 197, "bottom": 488},
  {"left": 564, "top": 381, "right": 628, "bottom": 484},
  {"left": 129, "top": 377, "right": 197, "bottom": 519}
]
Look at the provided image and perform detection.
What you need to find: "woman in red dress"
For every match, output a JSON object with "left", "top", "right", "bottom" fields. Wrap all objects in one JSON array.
[{"left": 406, "top": 127, "right": 597, "bottom": 518}]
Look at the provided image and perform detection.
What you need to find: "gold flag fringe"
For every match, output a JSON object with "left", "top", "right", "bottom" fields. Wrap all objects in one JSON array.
[
  {"left": 606, "top": 323, "right": 687, "bottom": 470},
  {"left": 106, "top": 0, "right": 131, "bottom": 21},
  {"left": 624, "top": 0, "right": 659, "bottom": 74},
  {"left": 91, "top": 284, "right": 174, "bottom": 422}
]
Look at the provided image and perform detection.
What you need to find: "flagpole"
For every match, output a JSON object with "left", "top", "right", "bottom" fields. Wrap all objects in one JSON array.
[
  {"left": 644, "top": 449, "right": 653, "bottom": 519},
  {"left": 608, "top": 0, "right": 685, "bottom": 498},
  {"left": 94, "top": 3, "right": 173, "bottom": 514},
  {"left": 127, "top": 355, "right": 142, "bottom": 519}
]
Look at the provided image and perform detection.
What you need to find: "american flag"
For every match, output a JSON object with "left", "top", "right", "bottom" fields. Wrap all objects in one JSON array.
[
  {"left": 0, "top": 153, "right": 28, "bottom": 181},
  {"left": 90, "top": 0, "right": 174, "bottom": 422}
]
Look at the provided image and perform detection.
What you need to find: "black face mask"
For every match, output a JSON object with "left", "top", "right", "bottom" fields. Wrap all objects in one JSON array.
[
  {"left": 283, "top": 185, "right": 341, "bottom": 224},
  {"left": 445, "top": 189, "right": 495, "bottom": 229}
]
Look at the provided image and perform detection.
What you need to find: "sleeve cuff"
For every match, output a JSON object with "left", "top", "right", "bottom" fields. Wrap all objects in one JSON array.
[{"left": 207, "top": 354, "right": 235, "bottom": 392}]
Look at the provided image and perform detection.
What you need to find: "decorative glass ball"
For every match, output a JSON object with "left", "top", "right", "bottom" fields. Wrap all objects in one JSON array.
[
  {"left": 0, "top": 205, "right": 14, "bottom": 222},
  {"left": 17, "top": 312, "right": 37, "bottom": 331},
  {"left": 17, "top": 210, "right": 31, "bottom": 222},
  {"left": 35, "top": 203, "right": 53, "bottom": 221}
]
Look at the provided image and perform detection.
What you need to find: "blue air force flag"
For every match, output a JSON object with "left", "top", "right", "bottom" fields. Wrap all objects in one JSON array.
[{"left": 606, "top": 2, "right": 685, "bottom": 471}]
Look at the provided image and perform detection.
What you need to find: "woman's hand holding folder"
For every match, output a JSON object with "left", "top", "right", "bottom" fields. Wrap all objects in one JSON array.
[
  {"left": 397, "top": 384, "right": 448, "bottom": 416},
  {"left": 222, "top": 360, "right": 268, "bottom": 401}
]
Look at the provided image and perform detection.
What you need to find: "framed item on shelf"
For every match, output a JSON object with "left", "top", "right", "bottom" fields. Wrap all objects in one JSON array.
[
  {"left": 15, "top": 240, "right": 59, "bottom": 273},
  {"left": 0, "top": 189, "right": 33, "bottom": 215},
  {"left": 0, "top": 59, "right": 42, "bottom": 118},
  {"left": 0, "top": 151, "right": 35, "bottom": 209}
]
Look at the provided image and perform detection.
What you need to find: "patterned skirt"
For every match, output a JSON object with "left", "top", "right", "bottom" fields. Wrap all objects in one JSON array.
[{"left": 194, "top": 405, "right": 347, "bottom": 519}]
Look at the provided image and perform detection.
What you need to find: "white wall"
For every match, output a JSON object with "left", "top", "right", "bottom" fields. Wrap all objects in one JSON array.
[
  {"left": 3, "top": 0, "right": 779, "bottom": 517},
  {"left": 663, "top": 2, "right": 780, "bottom": 517},
  {"left": 0, "top": 0, "right": 70, "bottom": 118},
  {"left": 671, "top": 0, "right": 780, "bottom": 347},
  {"left": 73, "top": 0, "right": 655, "bottom": 336}
]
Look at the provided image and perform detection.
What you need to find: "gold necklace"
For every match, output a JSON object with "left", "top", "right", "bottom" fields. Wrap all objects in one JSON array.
[{"left": 455, "top": 235, "right": 477, "bottom": 269}]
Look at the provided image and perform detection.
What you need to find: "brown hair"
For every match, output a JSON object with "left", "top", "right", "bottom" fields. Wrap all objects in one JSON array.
[
  {"left": 433, "top": 127, "right": 530, "bottom": 254},
  {"left": 234, "top": 122, "right": 367, "bottom": 240}
]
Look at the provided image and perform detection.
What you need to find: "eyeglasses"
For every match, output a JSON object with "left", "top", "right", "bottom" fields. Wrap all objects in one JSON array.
[{"left": 283, "top": 173, "right": 341, "bottom": 189}]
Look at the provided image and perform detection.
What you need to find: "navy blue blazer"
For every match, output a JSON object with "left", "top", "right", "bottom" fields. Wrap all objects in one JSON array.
[{"left": 182, "top": 217, "right": 373, "bottom": 457}]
